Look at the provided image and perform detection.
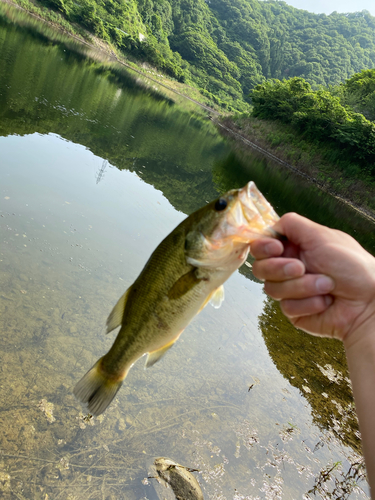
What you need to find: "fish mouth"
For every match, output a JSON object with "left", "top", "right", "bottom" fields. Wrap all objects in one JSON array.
[
  {"left": 226, "top": 181, "right": 280, "bottom": 242},
  {"left": 192, "top": 182, "right": 280, "bottom": 269},
  {"left": 239, "top": 181, "right": 279, "bottom": 227}
]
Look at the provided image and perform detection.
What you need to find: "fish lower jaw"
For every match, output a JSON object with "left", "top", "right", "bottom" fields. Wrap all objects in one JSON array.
[{"left": 215, "top": 244, "right": 250, "bottom": 271}]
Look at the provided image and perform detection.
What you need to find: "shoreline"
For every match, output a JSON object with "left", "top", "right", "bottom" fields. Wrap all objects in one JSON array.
[{"left": 216, "top": 118, "right": 375, "bottom": 224}]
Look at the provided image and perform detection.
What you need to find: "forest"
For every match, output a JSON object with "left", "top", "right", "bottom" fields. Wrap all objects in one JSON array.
[
  {"left": 16, "top": 0, "right": 375, "bottom": 112},
  {"left": 249, "top": 70, "right": 375, "bottom": 178}
]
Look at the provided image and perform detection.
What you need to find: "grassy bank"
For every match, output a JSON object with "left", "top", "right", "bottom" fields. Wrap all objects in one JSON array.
[{"left": 219, "top": 114, "right": 375, "bottom": 219}]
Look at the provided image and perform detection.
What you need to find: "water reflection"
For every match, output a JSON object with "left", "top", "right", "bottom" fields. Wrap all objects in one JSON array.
[
  {"left": 1, "top": 134, "right": 369, "bottom": 499},
  {"left": 0, "top": 15, "right": 227, "bottom": 216},
  {"left": 259, "top": 297, "right": 360, "bottom": 453}
]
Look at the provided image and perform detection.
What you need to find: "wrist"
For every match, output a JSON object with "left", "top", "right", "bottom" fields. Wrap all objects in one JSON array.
[
  {"left": 343, "top": 306, "right": 375, "bottom": 352},
  {"left": 343, "top": 310, "right": 375, "bottom": 497}
]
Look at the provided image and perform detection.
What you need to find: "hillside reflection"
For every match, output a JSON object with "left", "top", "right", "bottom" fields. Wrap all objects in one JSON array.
[{"left": 0, "top": 15, "right": 228, "bottom": 215}]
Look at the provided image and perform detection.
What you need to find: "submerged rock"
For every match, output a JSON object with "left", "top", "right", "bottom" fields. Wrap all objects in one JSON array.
[{"left": 150, "top": 457, "right": 204, "bottom": 500}]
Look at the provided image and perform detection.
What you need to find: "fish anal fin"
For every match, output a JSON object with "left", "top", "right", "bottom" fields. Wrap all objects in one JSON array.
[
  {"left": 106, "top": 286, "right": 132, "bottom": 334},
  {"left": 145, "top": 335, "right": 181, "bottom": 369},
  {"left": 167, "top": 269, "right": 201, "bottom": 301}
]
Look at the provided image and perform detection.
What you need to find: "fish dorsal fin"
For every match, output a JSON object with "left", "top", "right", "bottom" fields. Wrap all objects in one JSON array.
[
  {"left": 106, "top": 286, "right": 132, "bottom": 334},
  {"left": 145, "top": 339, "right": 177, "bottom": 369},
  {"left": 167, "top": 269, "right": 202, "bottom": 301},
  {"left": 209, "top": 285, "right": 225, "bottom": 309}
]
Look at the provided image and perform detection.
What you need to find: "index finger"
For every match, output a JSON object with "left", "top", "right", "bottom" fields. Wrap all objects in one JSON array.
[{"left": 250, "top": 238, "right": 284, "bottom": 260}]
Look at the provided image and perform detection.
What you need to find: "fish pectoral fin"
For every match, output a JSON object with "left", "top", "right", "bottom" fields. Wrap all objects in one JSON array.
[
  {"left": 197, "top": 285, "right": 225, "bottom": 314},
  {"left": 106, "top": 286, "right": 132, "bottom": 334},
  {"left": 145, "top": 338, "right": 179, "bottom": 369},
  {"left": 167, "top": 269, "right": 202, "bottom": 301},
  {"left": 209, "top": 285, "right": 225, "bottom": 309}
]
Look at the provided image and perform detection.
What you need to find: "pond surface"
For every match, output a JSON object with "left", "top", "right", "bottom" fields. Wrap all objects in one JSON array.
[{"left": 0, "top": 10, "right": 374, "bottom": 500}]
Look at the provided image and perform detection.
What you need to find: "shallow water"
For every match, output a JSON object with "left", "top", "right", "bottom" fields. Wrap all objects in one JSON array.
[{"left": 0, "top": 10, "right": 373, "bottom": 500}]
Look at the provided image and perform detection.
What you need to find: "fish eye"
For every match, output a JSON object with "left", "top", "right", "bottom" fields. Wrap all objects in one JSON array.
[{"left": 214, "top": 198, "right": 227, "bottom": 211}]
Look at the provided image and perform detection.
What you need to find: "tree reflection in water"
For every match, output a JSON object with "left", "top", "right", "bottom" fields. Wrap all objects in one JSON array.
[{"left": 259, "top": 295, "right": 368, "bottom": 499}]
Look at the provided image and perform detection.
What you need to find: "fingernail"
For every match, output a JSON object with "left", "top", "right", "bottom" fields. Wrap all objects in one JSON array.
[
  {"left": 283, "top": 262, "right": 302, "bottom": 277},
  {"left": 316, "top": 276, "right": 334, "bottom": 293}
]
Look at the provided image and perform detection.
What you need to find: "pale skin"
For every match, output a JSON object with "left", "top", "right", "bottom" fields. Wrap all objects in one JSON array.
[{"left": 250, "top": 212, "right": 375, "bottom": 497}]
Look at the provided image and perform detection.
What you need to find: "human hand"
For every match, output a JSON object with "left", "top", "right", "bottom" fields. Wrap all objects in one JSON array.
[{"left": 251, "top": 213, "right": 375, "bottom": 345}]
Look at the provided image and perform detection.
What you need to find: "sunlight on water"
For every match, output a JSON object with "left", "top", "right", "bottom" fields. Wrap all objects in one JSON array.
[{"left": 0, "top": 10, "right": 372, "bottom": 499}]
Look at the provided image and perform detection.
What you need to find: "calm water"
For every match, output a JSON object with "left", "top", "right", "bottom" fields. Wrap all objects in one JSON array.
[{"left": 0, "top": 9, "right": 374, "bottom": 500}]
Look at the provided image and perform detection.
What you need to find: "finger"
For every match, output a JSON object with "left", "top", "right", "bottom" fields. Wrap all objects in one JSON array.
[
  {"left": 252, "top": 258, "right": 305, "bottom": 282},
  {"left": 280, "top": 295, "right": 333, "bottom": 318},
  {"left": 281, "top": 241, "right": 302, "bottom": 260},
  {"left": 264, "top": 274, "right": 335, "bottom": 300},
  {"left": 250, "top": 238, "right": 284, "bottom": 260},
  {"left": 272, "top": 212, "right": 327, "bottom": 248}
]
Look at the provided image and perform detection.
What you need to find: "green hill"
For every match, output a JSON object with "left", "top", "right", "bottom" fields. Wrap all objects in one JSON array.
[{"left": 11, "top": 0, "right": 375, "bottom": 111}]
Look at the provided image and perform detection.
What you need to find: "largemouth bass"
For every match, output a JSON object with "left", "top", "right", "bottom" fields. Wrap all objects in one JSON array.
[{"left": 74, "top": 181, "right": 279, "bottom": 415}]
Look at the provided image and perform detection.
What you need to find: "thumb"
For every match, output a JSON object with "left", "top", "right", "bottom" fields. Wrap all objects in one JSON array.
[
  {"left": 272, "top": 212, "right": 329, "bottom": 249},
  {"left": 283, "top": 308, "right": 335, "bottom": 338}
]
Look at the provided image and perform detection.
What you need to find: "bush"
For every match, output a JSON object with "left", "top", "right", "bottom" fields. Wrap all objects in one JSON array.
[{"left": 249, "top": 77, "right": 375, "bottom": 176}]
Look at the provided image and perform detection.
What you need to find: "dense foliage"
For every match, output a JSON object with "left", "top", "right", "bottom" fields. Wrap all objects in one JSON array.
[
  {"left": 32, "top": 0, "right": 375, "bottom": 111},
  {"left": 249, "top": 76, "right": 375, "bottom": 177},
  {"left": 340, "top": 68, "right": 375, "bottom": 121}
]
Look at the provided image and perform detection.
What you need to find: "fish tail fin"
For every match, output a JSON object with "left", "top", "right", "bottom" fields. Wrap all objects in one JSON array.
[{"left": 73, "top": 358, "right": 125, "bottom": 416}]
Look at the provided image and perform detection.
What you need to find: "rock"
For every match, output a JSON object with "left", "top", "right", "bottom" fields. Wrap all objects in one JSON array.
[{"left": 150, "top": 457, "right": 204, "bottom": 500}]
